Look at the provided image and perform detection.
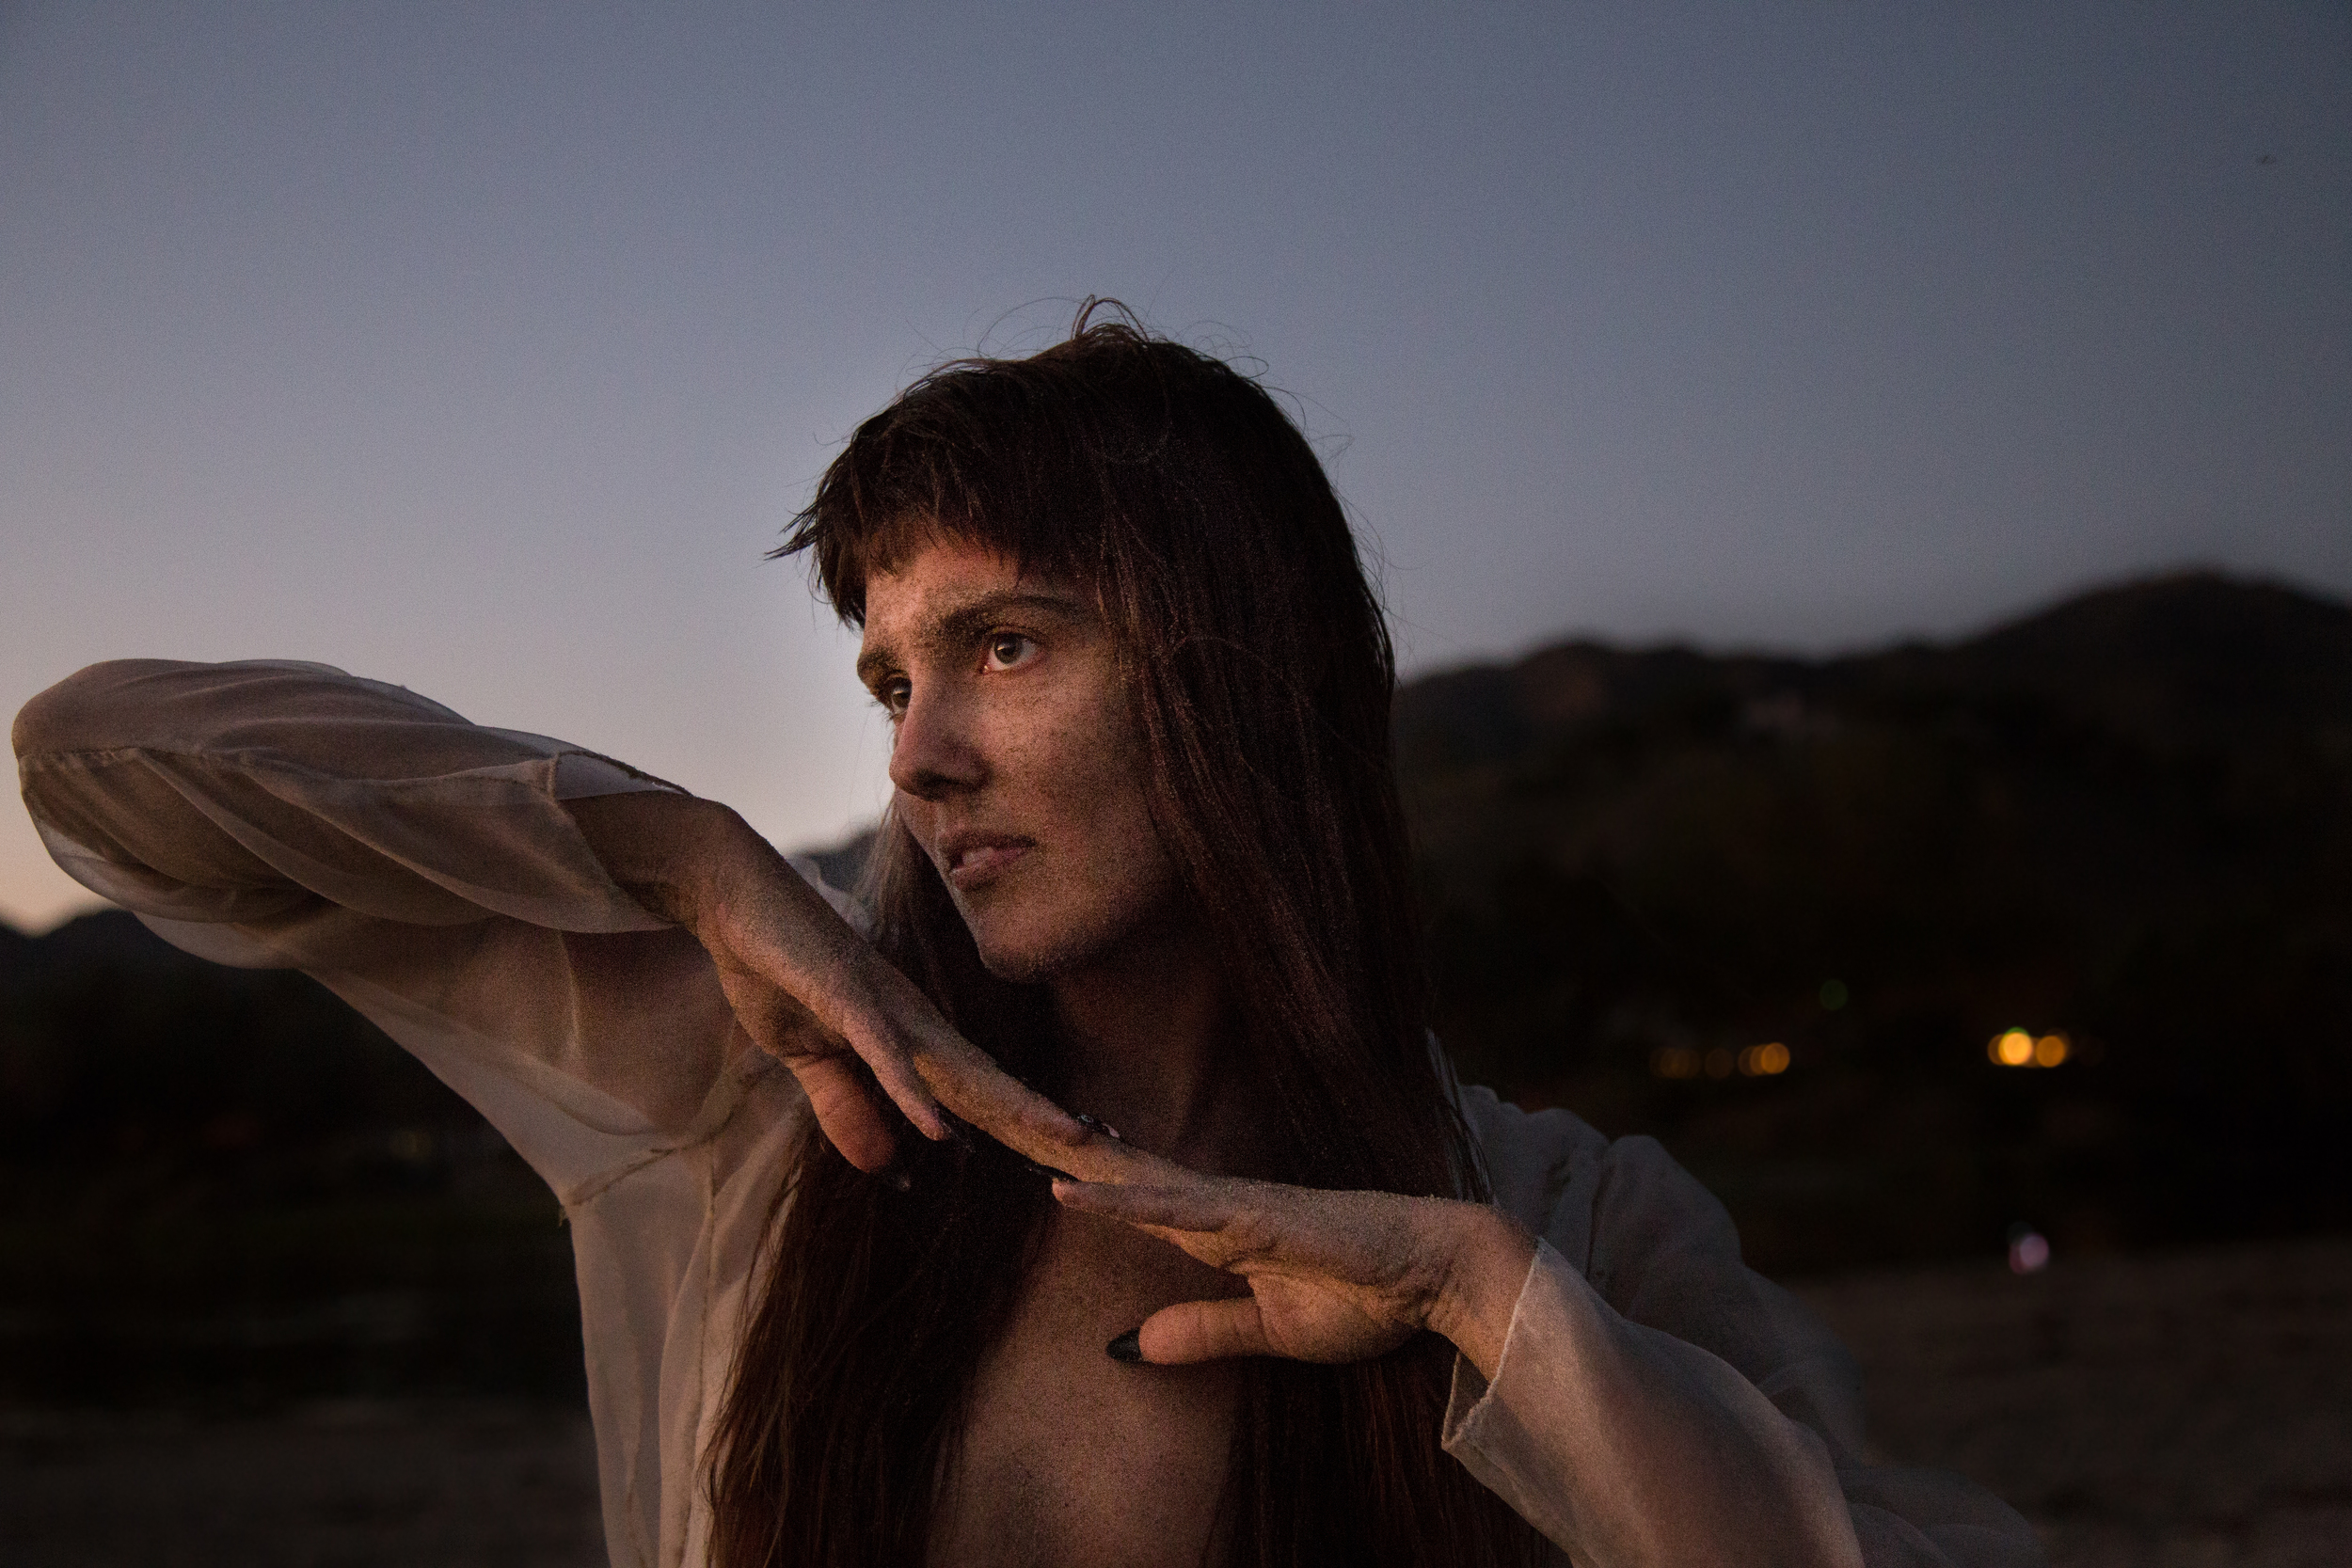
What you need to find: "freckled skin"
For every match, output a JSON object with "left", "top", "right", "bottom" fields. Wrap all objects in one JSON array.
[
  {"left": 862, "top": 543, "right": 1245, "bottom": 1565},
  {"left": 860, "top": 542, "right": 1183, "bottom": 984},
  {"left": 932, "top": 1207, "right": 1252, "bottom": 1567}
]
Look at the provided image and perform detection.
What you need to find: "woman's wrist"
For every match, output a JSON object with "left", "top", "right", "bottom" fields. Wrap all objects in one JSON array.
[
  {"left": 1424, "top": 1202, "right": 1538, "bottom": 1380},
  {"left": 565, "top": 791, "right": 755, "bottom": 930}
]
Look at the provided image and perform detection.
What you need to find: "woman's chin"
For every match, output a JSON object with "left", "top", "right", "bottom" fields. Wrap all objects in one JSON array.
[
  {"left": 965, "top": 920, "right": 1073, "bottom": 985},
  {"left": 965, "top": 909, "right": 1121, "bottom": 986},
  {"left": 957, "top": 876, "right": 1185, "bottom": 988}
]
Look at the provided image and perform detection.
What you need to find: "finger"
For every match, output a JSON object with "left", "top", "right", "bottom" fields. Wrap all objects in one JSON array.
[
  {"left": 816, "top": 960, "right": 1071, "bottom": 1151},
  {"left": 727, "top": 984, "right": 921, "bottom": 1162},
  {"left": 748, "top": 905, "right": 1082, "bottom": 1160},
  {"left": 732, "top": 908, "right": 959, "bottom": 1145},
  {"left": 850, "top": 1028, "right": 949, "bottom": 1142},
  {"left": 1052, "top": 1180, "right": 1239, "bottom": 1234},
  {"left": 1135, "top": 1297, "right": 1274, "bottom": 1365},
  {"left": 787, "top": 1055, "right": 900, "bottom": 1173},
  {"left": 906, "top": 1032, "right": 1089, "bottom": 1152}
]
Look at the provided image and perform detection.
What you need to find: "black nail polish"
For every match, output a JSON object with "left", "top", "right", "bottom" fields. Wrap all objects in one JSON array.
[
  {"left": 1024, "top": 1157, "right": 1078, "bottom": 1182},
  {"left": 1105, "top": 1328, "right": 1143, "bottom": 1363}
]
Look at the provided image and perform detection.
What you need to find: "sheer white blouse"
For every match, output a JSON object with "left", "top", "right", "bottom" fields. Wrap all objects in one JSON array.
[{"left": 13, "top": 659, "right": 2042, "bottom": 1568}]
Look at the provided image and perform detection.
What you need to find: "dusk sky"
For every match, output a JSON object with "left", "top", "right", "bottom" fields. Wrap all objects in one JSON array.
[{"left": 5, "top": 2, "right": 2346, "bottom": 931}]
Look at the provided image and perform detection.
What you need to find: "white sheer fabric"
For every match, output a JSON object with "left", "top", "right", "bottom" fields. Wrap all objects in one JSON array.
[{"left": 14, "top": 659, "right": 2042, "bottom": 1568}]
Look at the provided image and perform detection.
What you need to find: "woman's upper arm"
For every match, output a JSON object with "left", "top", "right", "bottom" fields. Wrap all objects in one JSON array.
[{"left": 16, "top": 657, "right": 675, "bottom": 929}]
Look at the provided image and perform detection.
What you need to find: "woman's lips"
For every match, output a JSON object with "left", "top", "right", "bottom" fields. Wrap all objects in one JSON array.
[{"left": 944, "top": 838, "right": 1033, "bottom": 891}]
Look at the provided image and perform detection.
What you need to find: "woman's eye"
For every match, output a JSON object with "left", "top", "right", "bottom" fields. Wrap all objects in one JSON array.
[{"left": 984, "top": 632, "right": 1038, "bottom": 671}]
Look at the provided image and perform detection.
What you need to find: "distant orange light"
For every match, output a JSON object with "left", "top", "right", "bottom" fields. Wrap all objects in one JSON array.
[
  {"left": 1704, "top": 1047, "right": 1735, "bottom": 1079},
  {"left": 1992, "top": 1029, "right": 2035, "bottom": 1067},
  {"left": 1651, "top": 1046, "right": 1703, "bottom": 1080},
  {"left": 1740, "top": 1041, "right": 1791, "bottom": 1076},
  {"left": 2033, "top": 1034, "right": 2069, "bottom": 1068}
]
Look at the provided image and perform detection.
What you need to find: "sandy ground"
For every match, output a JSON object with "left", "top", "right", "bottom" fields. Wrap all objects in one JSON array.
[
  {"left": 1797, "top": 1235, "right": 2352, "bottom": 1568},
  {"left": 0, "top": 1402, "right": 601, "bottom": 1568},
  {"left": 2, "top": 1236, "right": 2344, "bottom": 1566}
]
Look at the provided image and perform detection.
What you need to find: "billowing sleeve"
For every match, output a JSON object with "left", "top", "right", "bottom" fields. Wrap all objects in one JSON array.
[
  {"left": 1445, "top": 1087, "right": 2043, "bottom": 1568},
  {"left": 10, "top": 657, "right": 787, "bottom": 1196},
  {"left": 16, "top": 657, "right": 879, "bottom": 1568}
]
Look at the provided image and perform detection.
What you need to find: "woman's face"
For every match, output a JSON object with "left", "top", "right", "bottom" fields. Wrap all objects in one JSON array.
[{"left": 857, "top": 538, "right": 1183, "bottom": 982}]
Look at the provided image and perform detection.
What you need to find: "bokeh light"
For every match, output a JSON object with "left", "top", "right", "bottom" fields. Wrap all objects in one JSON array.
[
  {"left": 1653, "top": 1040, "right": 1793, "bottom": 1080},
  {"left": 1650, "top": 1046, "right": 1702, "bottom": 1080},
  {"left": 2008, "top": 1224, "right": 2052, "bottom": 1275},
  {"left": 1989, "top": 1028, "right": 2074, "bottom": 1068}
]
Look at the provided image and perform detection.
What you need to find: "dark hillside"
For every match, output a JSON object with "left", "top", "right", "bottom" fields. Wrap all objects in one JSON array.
[
  {"left": 1404, "top": 571, "right": 2352, "bottom": 1271},
  {"left": 1934, "top": 573, "right": 2352, "bottom": 747},
  {"left": 0, "top": 911, "right": 482, "bottom": 1172},
  {"left": 0, "top": 912, "right": 579, "bottom": 1408}
]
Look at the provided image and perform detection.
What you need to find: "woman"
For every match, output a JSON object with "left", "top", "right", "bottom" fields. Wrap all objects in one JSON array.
[{"left": 12, "top": 316, "right": 2039, "bottom": 1567}]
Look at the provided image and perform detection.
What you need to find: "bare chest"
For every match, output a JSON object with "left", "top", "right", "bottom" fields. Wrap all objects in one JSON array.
[{"left": 930, "top": 1208, "right": 1250, "bottom": 1568}]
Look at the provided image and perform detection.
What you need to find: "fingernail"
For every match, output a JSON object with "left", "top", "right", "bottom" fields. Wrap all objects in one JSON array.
[{"left": 1105, "top": 1328, "right": 1142, "bottom": 1363}]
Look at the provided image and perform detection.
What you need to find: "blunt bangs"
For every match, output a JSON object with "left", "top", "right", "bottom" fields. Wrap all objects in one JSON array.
[{"left": 773, "top": 337, "right": 1138, "bottom": 627}]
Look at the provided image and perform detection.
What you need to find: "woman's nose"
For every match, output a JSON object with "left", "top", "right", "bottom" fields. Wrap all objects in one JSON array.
[{"left": 887, "top": 684, "right": 986, "bottom": 801}]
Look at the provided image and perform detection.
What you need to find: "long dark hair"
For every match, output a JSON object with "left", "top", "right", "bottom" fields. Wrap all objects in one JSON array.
[{"left": 708, "top": 309, "right": 1547, "bottom": 1566}]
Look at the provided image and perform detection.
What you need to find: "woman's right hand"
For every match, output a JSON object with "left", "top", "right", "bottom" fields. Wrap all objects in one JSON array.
[{"left": 565, "top": 792, "right": 1089, "bottom": 1172}]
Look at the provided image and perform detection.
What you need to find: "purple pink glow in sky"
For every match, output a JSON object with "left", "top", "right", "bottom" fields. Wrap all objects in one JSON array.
[{"left": 4, "top": 2, "right": 2346, "bottom": 930}]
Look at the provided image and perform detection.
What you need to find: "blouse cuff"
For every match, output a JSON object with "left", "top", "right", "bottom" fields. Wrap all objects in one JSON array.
[
  {"left": 1440, "top": 1245, "right": 1534, "bottom": 1445},
  {"left": 1438, "top": 1239, "right": 1875, "bottom": 1567},
  {"left": 1438, "top": 1237, "right": 1581, "bottom": 1547}
]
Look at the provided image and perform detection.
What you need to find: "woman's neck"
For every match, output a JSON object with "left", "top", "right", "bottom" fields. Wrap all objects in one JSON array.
[{"left": 1049, "top": 913, "right": 1250, "bottom": 1171}]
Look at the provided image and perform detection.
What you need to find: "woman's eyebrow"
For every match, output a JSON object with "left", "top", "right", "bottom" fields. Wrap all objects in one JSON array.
[
  {"left": 932, "top": 588, "right": 1089, "bottom": 643},
  {"left": 854, "top": 588, "right": 1088, "bottom": 688}
]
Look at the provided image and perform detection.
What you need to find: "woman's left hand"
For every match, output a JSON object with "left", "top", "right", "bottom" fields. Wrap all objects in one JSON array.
[{"left": 1052, "top": 1171, "right": 1536, "bottom": 1371}]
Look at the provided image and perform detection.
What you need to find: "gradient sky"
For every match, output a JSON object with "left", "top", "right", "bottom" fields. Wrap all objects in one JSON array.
[{"left": 4, "top": 1, "right": 2346, "bottom": 931}]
